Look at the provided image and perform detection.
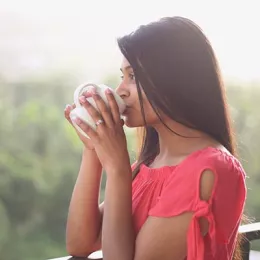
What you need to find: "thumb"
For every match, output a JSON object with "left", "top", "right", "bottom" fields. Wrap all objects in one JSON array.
[{"left": 120, "top": 119, "right": 125, "bottom": 127}]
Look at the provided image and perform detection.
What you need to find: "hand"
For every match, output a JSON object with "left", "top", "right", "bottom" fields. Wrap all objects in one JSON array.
[
  {"left": 72, "top": 87, "right": 130, "bottom": 173},
  {"left": 64, "top": 103, "right": 95, "bottom": 150}
]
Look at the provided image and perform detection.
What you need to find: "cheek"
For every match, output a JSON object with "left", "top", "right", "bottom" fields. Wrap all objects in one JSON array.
[
  {"left": 123, "top": 99, "right": 160, "bottom": 127},
  {"left": 143, "top": 102, "right": 159, "bottom": 123}
]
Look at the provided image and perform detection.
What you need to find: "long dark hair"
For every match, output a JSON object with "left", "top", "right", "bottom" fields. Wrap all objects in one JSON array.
[{"left": 118, "top": 16, "right": 242, "bottom": 260}]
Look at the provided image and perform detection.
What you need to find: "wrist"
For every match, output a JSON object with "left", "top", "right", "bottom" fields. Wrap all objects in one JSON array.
[
  {"left": 82, "top": 147, "right": 101, "bottom": 163},
  {"left": 83, "top": 146, "right": 96, "bottom": 154},
  {"left": 106, "top": 164, "right": 132, "bottom": 179},
  {"left": 83, "top": 145, "right": 95, "bottom": 151}
]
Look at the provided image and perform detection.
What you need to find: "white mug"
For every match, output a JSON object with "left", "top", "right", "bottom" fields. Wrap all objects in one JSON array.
[{"left": 69, "top": 82, "right": 126, "bottom": 138}]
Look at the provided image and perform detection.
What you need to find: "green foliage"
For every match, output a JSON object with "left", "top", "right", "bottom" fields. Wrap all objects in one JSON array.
[{"left": 0, "top": 76, "right": 259, "bottom": 259}]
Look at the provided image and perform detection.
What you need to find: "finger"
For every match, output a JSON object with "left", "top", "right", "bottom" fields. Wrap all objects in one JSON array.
[
  {"left": 105, "top": 88, "right": 121, "bottom": 124},
  {"left": 87, "top": 89, "right": 114, "bottom": 128},
  {"left": 72, "top": 117, "right": 98, "bottom": 141},
  {"left": 81, "top": 90, "right": 92, "bottom": 98},
  {"left": 64, "top": 104, "right": 75, "bottom": 124},
  {"left": 79, "top": 95, "right": 106, "bottom": 130}
]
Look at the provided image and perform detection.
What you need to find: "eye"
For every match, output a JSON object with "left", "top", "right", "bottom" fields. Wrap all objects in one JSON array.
[{"left": 129, "top": 73, "right": 135, "bottom": 80}]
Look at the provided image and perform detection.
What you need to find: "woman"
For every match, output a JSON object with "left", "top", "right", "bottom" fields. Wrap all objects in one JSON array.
[{"left": 65, "top": 16, "right": 246, "bottom": 260}]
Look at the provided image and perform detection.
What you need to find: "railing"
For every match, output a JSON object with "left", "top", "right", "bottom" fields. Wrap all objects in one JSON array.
[
  {"left": 47, "top": 251, "right": 102, "bottom": 260},
  {"left": 48, "top": 222, "right": 260, "bottom": 260},
  {"left": 239, "top": 222, "right": 260, "bottom": 260}
]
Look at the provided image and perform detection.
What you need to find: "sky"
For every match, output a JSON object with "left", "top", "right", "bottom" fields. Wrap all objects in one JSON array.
[{"left": 0, "top": 0, "right": 259, "bottom": 84}]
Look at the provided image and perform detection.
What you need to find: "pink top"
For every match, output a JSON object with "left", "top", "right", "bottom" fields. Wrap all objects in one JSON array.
[{"left": 132, "top": 147, "right": 246, "bottom": 260}]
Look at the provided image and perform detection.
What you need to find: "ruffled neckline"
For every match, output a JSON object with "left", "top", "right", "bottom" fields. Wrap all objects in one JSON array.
[{"left": 140, "top": 146, "right": 231, "bottom": 173}]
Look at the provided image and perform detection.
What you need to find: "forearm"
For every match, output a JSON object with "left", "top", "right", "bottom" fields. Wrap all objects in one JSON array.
[
  {"left": 102, "top": 166, "right": 135, "bottom": 260},
  {"left": 66, "top": 148, "right": 103, "bottom": 256}
]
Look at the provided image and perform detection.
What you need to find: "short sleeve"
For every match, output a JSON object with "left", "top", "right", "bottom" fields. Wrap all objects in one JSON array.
[{"left": 148, "top": 148, "right": 246, "bottom": 260}]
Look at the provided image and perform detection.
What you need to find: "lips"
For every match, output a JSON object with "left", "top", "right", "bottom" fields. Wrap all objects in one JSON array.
[{"left": 122, "top": 107, "right": 130, "bottom": 115}]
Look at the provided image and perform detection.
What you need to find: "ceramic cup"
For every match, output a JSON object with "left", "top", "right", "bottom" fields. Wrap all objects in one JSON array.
[{"left": 69, "top": 82, "right": 126, "bottom": 138}]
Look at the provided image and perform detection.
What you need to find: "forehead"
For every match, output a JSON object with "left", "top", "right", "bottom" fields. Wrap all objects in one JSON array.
[{"left": 120, "top": 56, "right": 131, "bottom": 70}]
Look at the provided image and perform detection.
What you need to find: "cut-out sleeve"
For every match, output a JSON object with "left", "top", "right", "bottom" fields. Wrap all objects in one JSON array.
[{"left": 148, "top": 149, "right": 246, "bottom": 259}]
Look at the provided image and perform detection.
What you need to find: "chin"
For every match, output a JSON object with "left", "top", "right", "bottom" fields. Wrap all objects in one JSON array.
[{"left": 123, "top": 115, "right": 144, "bottom": 128}]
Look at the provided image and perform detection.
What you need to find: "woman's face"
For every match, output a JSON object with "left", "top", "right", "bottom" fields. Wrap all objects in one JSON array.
[{"left": 116, "top": 57, "right": 160, "bottom": 128}]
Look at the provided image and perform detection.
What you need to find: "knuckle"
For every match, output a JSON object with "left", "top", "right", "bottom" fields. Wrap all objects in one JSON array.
[
  {"left": 97, "top": 100, "right": 108, "bottom": 111},
  {"left": 85, "top": 105, "right": 96, "bottom": 115},
  {"left": 101, "top": 110, "right": 111, "bottom": 118},
  {"left": 115, "top": 119, "right": 121, "bottom": 125},
  {"left": 98, "top": 131, "right": 105, "bottom": 138},
  {"left": 108, "top": 128, "right": 116, "bottom": 136},
  {"left": 94, "top": 111, "right": 101, "bottom": 119},
  {"left": 80, "top": 123, "right": 89, "bottom": 132},
  {"left": 84, "top": 101, "right": 91, "bottom": 108},
  {"left": 111, "top": 101, "right": 119, "bottom": 109},
  {"left": 98, "top": 104, "right": 107, "bottom": 112}
]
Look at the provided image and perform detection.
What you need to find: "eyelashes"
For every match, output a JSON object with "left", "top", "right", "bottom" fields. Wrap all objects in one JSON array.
[{"left": 120, "top": 73, "right": 135, "bottom": 81}]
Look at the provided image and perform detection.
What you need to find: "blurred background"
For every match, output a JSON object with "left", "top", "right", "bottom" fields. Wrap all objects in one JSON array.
[{"left": 0, "top": 0, "right": 259, "bottom": 259}]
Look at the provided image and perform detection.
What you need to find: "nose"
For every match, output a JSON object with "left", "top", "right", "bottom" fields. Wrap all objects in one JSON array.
[{"left": 115, "top": 81, "right": 129, "bottom": 100}]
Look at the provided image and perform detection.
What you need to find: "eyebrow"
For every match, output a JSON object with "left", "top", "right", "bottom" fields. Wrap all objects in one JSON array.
[{"left": 120, "top": 65, "right": 133, "bottom": 72}]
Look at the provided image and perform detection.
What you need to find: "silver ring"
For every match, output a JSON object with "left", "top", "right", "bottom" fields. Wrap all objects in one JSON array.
[{"left": 95, "top": 119, "right": 104, "bottom": 126}]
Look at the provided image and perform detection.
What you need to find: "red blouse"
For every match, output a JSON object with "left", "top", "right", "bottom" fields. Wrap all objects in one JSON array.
[{"left": 132, "top": 147, "right": 246, "bottom": 260}]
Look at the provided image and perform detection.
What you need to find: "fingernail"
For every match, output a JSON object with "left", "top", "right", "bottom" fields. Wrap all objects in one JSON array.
[
  {"left": 72, "top": 117, "right": 81, "bottom": 124},
  {"left": 79, "top": 96, "right": 86, "bottom": 103},
  {"left": 84, "top": 91, "right": 92, "bottom": 98},
  {"left": 89, "top": 86, "right": 97, "bottom": 95},
  {"left": 105, "top": 88, "right": 112, "bottom": 94}
]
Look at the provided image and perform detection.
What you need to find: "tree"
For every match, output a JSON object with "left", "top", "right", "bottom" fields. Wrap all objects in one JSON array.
[{"left": 0, "top": 75, "right": 260, "bottom": 259}]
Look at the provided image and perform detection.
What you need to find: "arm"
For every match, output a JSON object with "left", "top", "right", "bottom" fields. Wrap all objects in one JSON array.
[
  {"left": 133, "top": 170, "right": 214, "bottom": 260},
  {"left": 102, "top": 169, "right": 214, "bottom": 260},
  {"left": 66, "top": 148, "right": 104, "bottom": 257},
  {"left": 102, "top": 166, "right": 135, "bottom": 260}
]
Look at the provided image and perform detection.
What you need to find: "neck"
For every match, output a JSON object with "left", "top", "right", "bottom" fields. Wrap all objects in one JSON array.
[{"left": 152, "top": 120, "right": 216, "bottom": 161}]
